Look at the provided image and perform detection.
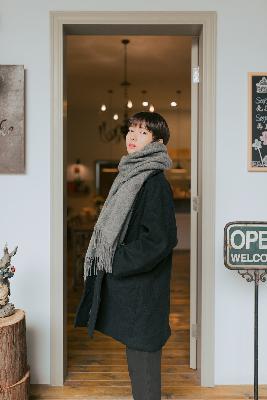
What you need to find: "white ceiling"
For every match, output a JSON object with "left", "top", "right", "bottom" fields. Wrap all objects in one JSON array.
[{"left": 66, "top": 35, "right": 192, "bottom": 112}]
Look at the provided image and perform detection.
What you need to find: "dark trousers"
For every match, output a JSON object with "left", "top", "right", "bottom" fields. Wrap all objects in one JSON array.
[{"left": 126, "top": 345, "right": 162, "bottom": 400}]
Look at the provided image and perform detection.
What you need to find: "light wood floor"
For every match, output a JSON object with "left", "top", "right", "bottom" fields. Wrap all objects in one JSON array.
[{"left": 30, "top": 250, "right": 267, "bottom": 399}]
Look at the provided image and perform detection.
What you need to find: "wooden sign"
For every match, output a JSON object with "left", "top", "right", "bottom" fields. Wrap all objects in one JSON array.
[
  {"left": 248, "top": 72, "right": 267, "bottom": 171},
  {"left": 224, "top": 221, "right": 267, "bottom": 270}
]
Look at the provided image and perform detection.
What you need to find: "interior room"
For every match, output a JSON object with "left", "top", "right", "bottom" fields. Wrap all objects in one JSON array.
[{"left": 65, "top": 35, "right": 195, "bottom": 395}]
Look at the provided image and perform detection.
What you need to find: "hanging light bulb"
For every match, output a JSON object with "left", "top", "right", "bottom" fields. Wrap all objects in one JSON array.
[
  {"left": 149, "top": 104, "right": 154, "bottom": 112},
  {"left": 127, "top": 100, "right": 133, "bottom": 108},
  {"left": 113, "top": 113, "right": 119, "bottom": 120},
  {"left": 101, "top": 104, "right": 107, "bottom": 111},
  {"left": 171, "top": 89, "right": 181, "bottom": 110},
  {"left": 141, "top": 90, "right": 148, "bottom": 107}
]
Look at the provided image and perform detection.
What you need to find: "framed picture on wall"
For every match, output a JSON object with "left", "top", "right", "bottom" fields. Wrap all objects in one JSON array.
[
  {"left": 248, "top": 72, "right": 267, "bottom": 171},
  {"left": 0, "top": 65, "right": 25, "bottom": 173}
]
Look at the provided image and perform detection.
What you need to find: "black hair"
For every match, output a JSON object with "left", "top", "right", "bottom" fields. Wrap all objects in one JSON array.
[{"left": 124, "top": 111, "right": 170, "bottom": 145}]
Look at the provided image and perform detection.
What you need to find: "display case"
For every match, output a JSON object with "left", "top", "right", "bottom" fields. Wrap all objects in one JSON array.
[{"left": 165, "top": 148, "right": 191, "bottom": 213}]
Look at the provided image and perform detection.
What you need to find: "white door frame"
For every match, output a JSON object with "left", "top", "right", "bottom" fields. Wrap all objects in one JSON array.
[
  {"left": 50, "top": 10, "right": 217, "bottom": 387},
  {"left": 190, "top": 35, "right": 199, "bottom": 370}
]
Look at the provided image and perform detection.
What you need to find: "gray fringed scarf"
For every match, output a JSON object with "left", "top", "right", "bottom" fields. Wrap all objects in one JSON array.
[{"left": 83, "top": 141, "right": 172, "bottom": 281}]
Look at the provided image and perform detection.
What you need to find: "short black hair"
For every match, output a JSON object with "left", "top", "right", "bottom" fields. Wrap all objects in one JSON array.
[{"left": 124, "top": 111, "right": 170, "bottom": 145}]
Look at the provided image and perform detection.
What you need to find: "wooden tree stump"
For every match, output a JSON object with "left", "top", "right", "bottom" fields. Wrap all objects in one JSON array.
[{"left": 0, "top": 309, "right": 30, "bottom": 399}]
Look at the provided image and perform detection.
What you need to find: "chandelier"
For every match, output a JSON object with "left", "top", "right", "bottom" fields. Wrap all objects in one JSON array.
[
  {"left": 98, "top": 39, "right": 132, "bottom": 143},
  {"left": 98, "top": 39, "right": 181, "bottom": 143}
]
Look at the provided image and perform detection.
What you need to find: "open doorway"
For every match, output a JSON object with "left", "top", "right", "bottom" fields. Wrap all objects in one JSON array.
[
  {"left": 66, "top": 34, "right": 196, "bottom": 397},
  {"left": 50, "top": 12, "right": 216, "bottom": 389}
]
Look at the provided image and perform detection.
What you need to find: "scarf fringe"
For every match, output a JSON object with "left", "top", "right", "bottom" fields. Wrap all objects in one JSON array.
[{"left": 84, "top": 227, "right": 115, "bottom": 280}]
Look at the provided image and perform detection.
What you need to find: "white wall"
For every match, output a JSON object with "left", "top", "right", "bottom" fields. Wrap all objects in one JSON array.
[{"left": 1, "top": 0, "right": 267, "bottom": 386}]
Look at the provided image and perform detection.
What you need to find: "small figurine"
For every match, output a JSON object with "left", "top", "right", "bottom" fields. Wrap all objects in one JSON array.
[{"left": 0, "top": 243, "right": 18, "bottom": 317}]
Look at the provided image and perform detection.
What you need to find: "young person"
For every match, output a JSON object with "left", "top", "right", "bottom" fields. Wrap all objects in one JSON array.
[{"left": 74, "top": 111, "right": 178, "bottom": 399}]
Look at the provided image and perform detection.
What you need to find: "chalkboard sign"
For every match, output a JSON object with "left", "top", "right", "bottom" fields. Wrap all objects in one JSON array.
[{"left": 248, "top": 72, "right": 267, "bottom": 171}]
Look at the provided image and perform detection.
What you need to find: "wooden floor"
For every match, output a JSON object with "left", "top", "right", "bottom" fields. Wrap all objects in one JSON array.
[{"left": 30, "top": 250, "right": 267, "bottom": 399}]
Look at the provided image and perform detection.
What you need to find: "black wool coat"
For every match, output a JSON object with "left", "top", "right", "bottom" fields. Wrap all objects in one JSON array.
[{"left": 74, "top": 169, "right": 178, "bottom": 352}]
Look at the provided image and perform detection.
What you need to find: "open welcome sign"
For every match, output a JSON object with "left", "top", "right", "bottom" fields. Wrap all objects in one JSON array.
[{"left": 224, "top": 222, "right": 267, "bottom": 269}]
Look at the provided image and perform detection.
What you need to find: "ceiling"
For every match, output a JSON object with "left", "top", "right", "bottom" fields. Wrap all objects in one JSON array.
[{"left": 66, "top": 35, "right": 192, "bottom": 113}]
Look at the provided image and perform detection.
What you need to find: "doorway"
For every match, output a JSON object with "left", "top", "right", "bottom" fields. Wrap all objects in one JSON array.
[
  {"left": 66, "top": 33, "right": 195, "bottom": 396},
  {"left": 50, "top": 11, "right": 217, "bottom": 388}
]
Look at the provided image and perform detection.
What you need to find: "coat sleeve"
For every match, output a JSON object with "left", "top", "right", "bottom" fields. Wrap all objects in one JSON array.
[{"left": 111, "top": 175, "right": 178, "bottom": 278}]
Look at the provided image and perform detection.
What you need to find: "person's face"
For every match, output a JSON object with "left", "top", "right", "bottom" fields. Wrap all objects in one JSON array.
[{"left": 126, "top": 123, "right": 163, "bottom": 154}]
